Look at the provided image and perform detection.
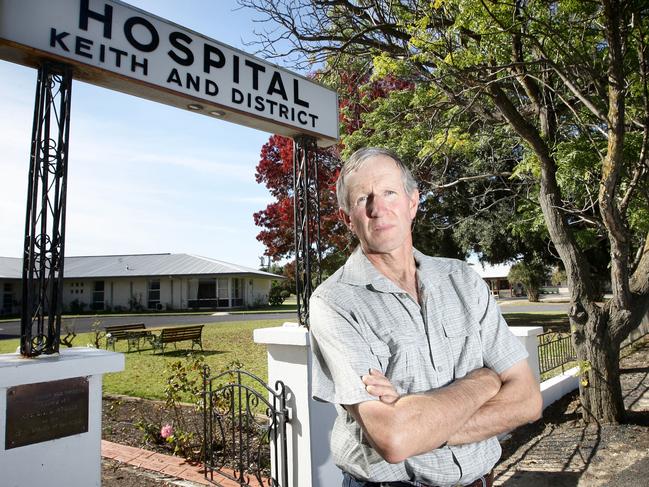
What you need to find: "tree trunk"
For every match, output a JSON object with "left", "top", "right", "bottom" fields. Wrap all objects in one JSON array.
[
  {"left": 572, "top": 312, "right": 626, "bottom": 423},
  {"left": 527, "top": 287, "right": 540, "bottom": 302}
]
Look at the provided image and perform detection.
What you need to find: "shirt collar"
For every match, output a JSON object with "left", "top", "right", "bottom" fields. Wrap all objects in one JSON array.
[
  {"left": 339, "top": 246, "right": 450, "bottom": 293},
  {"left": 338, "top": 246, "right": 419, "bottom": 293}
]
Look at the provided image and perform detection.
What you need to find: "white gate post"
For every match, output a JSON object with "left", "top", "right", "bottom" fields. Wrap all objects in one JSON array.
[{"left": 254, "top": 323, "right": 341, "bottom": 487}]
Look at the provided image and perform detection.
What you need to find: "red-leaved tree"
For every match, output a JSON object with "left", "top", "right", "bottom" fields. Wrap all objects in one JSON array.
[
  {"left": 253, "top": 135, "right": 349, "bottom": 277},
  {"left": 253, "top": 68, "right": 414, "bottom": 278}
]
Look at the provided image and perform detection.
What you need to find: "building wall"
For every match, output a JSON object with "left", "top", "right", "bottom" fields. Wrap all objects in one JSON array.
[
  {"left": 250, "top": 278, "right": 272, "bottom": 306},
  {"left": 0, "top": 274, "right": 276, "bottom": 315},
  {"left": 61, "top": 275, "right": 274, "bottom": 311}
]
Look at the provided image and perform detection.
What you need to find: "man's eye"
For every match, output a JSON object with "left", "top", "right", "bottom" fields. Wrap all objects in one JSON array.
[{"left": 356, "top": 196, "right": 368, "bottom": 205}]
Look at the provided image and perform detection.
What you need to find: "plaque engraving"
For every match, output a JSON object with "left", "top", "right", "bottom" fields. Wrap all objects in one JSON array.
[{"left": 5, "top": 377, "right": 89, "bottom": 449}]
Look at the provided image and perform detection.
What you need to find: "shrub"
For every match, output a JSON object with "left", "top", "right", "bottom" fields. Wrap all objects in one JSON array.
[{"left": 268, "top": 284, "right": 286, "bottom": 306}]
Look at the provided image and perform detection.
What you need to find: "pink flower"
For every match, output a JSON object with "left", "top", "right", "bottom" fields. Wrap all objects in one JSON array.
[{"left": 160, "top": 424, "right": 174, "bottom": 439}]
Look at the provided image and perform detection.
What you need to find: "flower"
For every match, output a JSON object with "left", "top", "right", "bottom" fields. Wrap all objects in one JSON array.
[{"left": 160, "top": 424, "right": 174, "bottom": 439}]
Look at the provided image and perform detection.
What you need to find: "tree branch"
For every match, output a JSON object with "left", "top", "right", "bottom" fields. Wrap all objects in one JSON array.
[{"left": 599, "top": 0, "right": 631, "bottom": 311}]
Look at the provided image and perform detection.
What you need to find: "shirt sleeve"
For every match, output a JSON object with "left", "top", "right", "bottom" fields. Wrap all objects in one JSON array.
[
  {"left": 309, "top": 292, "right": 383, "bottom": 405},
  {"left": 471, "top": 270, "right": 528, "bottom": 374}
]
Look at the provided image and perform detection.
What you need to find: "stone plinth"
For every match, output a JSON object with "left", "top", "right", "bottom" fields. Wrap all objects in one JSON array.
[{"left": 0, "top": 347, "right": 124, "bottom": 487}]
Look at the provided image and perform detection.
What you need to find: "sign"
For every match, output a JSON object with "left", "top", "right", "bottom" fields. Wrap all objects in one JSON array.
[
  {"left": 0, "top": 0, "right": 339, "bottom": 145},
  {"left": 5, "top": 377, "right": 89, "bottom": 449}
]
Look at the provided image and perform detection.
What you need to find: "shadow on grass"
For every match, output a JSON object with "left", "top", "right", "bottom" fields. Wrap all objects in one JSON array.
[
  {"left": 131, "top": 349, "right": 228, "bottom": 357},
  {"left": 505, "top": 312, "right": 570, "bottom": 332}
]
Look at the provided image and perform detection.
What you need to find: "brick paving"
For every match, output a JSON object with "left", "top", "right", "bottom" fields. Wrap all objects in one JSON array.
[{"left": 101, "top": 440, "right": 249, "bottom": 487}]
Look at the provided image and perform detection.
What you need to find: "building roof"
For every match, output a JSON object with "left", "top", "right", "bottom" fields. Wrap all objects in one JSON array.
[
  {"left": 0, "top": 253, "right": 281, "bottom": 280},
  {"left": 0, "top": 256, "right": 22, "bottom": 279},
  {"left": 469, "top": 262, "right": 513, "bottom": 279}
]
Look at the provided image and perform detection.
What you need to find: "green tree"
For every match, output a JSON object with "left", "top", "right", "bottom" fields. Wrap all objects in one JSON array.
[
  {"left": 241, "top": 0, "right": 649, "bottom": 423},
  {"left": 508, "top": 261, "right": 549, "bottom": 303}
]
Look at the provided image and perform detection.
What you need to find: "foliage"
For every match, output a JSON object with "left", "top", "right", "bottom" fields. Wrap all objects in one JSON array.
[
  {"left": 552, "top": 269, "right": 568, "bottom": 287},
  {"left": 68, "top": 298, "right": 86, "bottom": 314},
  {"left": 128, "top": 294, "right": 143, "bottom": 312},
  {"left": 240, "top": 0, "right": 649, "bottom": 423},
  {"left": 132, "top": 355, "right": 252, "bottom": 463},
  {"left": 60, "top": 321, "right": 77, "bottom": 347},
  {"left": 162, "top": 354, "right": 206, "bottom": 461},
  {"left": 268, "top": 282, "right": 289, "bottom": 306},
  {"left": 90, "top": 318, "right": 105, "bottom": 348},
  {"left": 508, "top": 261, "right": 549, "bottom": 303},
  {"left": 253, "top": 134, "right": 349, "bottom": 276}
]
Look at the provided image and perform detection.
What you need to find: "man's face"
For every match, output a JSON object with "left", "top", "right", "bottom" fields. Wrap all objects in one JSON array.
[{"left": 340, "top": 155, "right": 419, "bottom": 256}]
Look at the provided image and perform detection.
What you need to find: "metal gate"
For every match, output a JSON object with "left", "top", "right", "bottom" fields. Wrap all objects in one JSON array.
[{"left": 203, "top": 368, "right": 289, "bottom": 487}]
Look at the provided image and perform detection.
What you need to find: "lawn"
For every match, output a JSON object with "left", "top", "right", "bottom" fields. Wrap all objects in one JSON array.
[
  {"left": 0, "top": 319, "right": 286, "bottom": 401},
  {"left": 0, "top": 311, "right": 576, "bottom": 402},
  {"left": 504, "top": 311, "right": 569, "bottom": 332}
]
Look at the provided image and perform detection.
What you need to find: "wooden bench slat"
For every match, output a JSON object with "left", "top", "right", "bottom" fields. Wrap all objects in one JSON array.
[{"left": 153, "top": 325, "right": 204, "bottom": 354}]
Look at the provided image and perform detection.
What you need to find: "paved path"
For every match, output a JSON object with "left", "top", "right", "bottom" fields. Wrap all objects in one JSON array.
[{"left": 102, "top": 440, "right": 241, "bottom": 486}]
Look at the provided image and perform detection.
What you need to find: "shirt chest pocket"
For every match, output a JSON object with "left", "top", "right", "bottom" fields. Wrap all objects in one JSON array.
[
  {"left": 379, "top": 333, "right": 431, "bottom": 395},
  {"left": 441, "top": 315, "right": 483, "bottom": 377}
]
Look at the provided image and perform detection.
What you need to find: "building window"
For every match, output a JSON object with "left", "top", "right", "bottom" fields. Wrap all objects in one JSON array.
[
  {"left": 92, "top": 281, "right": 104, "bottom": 310},
  {"left": 2, "top": 283, "right": 13, "bottom": 314},
  {"left": 193, "top": 278, "right": 216, "bottom": 308},
  {"left": 217, "top": 278, "right": 229, "bottom": 307},
  {"left": 231, "top": 278, "right": 244, "bottom": 307},
  {"left": 148, "top": 279, "right": 161, "bottom": 309},
  {"left": 70, "top": 282, "right": 85, "bottom": 294}
]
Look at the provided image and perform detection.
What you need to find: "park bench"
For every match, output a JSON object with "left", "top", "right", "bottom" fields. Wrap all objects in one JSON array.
[
  {"left": 151, "top": 325, "right": 204, "bottom": 354},
  {"left": 105, "top": 323, "right": 146, "bottom": 352}
]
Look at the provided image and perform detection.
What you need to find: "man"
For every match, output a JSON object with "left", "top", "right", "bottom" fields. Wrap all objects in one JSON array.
[{"left": 309, "top": 147, "right": 542, "bottom": 487}]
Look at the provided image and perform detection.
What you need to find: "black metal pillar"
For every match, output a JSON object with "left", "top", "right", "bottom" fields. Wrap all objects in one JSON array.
[
  {"left": 292, "top": 135, "right": 322, "bottom": 328},
  {"left": 20, "top": 63, "right": 73, "bottom": 357}
]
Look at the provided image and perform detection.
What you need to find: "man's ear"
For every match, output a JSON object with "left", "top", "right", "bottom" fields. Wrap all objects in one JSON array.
[
  {"left": 409, "top": 189, "right": 419, "bottom": 220},
  {"left": 339, "top": 208, "right": 352, "bottom": 230}
]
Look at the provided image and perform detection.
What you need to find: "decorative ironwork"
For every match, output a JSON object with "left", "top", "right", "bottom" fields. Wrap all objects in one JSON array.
[
  {"left": 292, "top": 135, "right": 322, "bottom": 328},
  {"left": 537, "top": 332, "right": 576, "bottom": 375},
  {"left": 203, "top": 367, "right": 289, "bottom": 487},
  {"left": 20, "top": 63, "right": 73, "bottom": 357}
]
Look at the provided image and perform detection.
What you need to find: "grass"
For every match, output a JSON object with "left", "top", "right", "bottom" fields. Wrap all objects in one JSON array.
[
  {"left": 0, "top": 310, "right": 579, "bottom": 400},
  {"left": 505, "top": 312, "right": 569, "bottom": 332},
  {"left": 0, "top": 319, "right": 286, "bottom": 402}
]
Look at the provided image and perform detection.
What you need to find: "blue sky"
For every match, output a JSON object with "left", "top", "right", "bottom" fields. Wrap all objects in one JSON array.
[{"left": 0, "top": 0, "right": 291, "bottom": 269}]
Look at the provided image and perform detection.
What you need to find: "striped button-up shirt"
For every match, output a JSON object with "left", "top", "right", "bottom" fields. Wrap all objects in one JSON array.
[{"left": 310, "top": 247, "right": 527, "bottom": 486}]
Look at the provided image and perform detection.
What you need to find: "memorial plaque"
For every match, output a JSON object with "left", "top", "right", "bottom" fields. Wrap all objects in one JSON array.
[{"left": 5, "top": 377, "right": 89, "bottom": 449}]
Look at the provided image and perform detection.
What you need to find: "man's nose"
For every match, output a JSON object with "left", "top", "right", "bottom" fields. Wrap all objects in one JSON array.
[{"left": 367, "top": 194, "right": 387, "bottom": 216}]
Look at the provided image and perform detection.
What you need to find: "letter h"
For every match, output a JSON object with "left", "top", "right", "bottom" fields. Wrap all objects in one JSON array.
[{"left": 79, "top": 0, "right": 113, "bottom": 39}]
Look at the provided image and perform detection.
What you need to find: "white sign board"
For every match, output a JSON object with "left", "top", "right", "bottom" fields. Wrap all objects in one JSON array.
[{"left": 0, "top": 0, "right": 339, "bottom": 146}]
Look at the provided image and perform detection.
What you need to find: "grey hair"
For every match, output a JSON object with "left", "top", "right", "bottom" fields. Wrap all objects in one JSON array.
[{"left": 336, "top": 147, "right": 418, "bottom": 213}]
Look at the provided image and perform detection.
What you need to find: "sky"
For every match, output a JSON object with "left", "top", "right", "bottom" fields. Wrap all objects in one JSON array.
[{"left": 0, "top": 0, "right": 294, "bottom": 269}]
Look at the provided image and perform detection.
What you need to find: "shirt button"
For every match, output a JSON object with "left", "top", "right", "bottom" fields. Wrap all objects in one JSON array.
[{"left": 438, "top": 366, "right": 444, "bottom": 372}]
